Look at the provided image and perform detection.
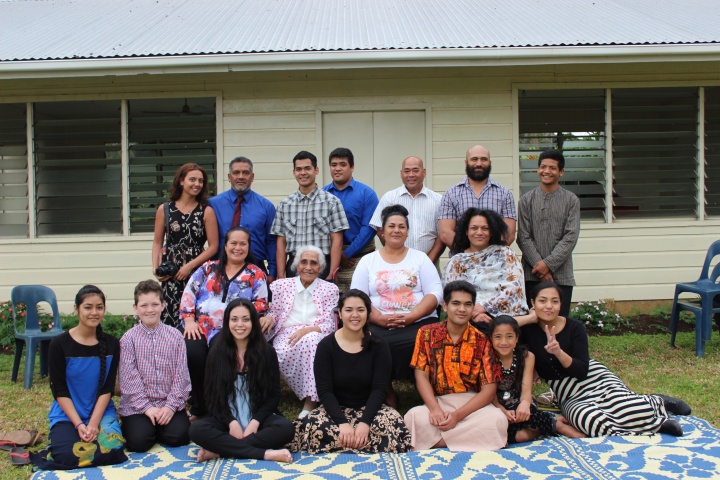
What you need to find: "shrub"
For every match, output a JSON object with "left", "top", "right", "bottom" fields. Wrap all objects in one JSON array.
[
  {"left": 0, "top": 300, "right": 19, "bottom": 348},
  {"left": 572, "top": 299, "right": 629, "bottom": 333}
]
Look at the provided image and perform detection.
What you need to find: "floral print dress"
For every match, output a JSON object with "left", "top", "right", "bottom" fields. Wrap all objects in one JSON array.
[
  {"left": 443, "top": 244, "right": 528, "bottom": 316},
  {"left": 161, "top": 202, "right": 207, "bottom": 328},
  {"left": 179, "top": 261, "right": 268, "bottom": 344}
]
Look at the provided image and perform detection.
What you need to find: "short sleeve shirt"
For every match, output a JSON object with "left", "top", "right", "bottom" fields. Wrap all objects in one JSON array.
[
  {"left": 270, "top": 186, "right": 349, "bottom": 255},
  {"left": 410, "top": 322, "right": 501, "bottom": 396},
  {"left": 438, "top": 177, "right": 517, "bottom": 221}
]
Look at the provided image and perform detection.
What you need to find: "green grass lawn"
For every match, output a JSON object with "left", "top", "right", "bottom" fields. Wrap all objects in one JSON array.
[{"left": 0, "top": 330, "right": 717, "bottom": 479}]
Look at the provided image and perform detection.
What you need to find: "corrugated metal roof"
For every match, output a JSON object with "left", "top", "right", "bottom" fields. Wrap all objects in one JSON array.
[{"left": 1, "top": 0, "right": 719, "bottom": 62}]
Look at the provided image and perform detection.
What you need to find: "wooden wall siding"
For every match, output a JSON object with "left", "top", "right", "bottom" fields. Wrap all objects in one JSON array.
[
  {"left": 0, "top": 238, "right": 152, "bottom": 313},
  {"left": 1, "top": 62, "right": 720, "bottom": 312}
]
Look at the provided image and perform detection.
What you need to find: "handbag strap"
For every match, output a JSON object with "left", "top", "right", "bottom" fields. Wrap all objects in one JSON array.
[{"left": 163, "top": 202, "right": 170, "bottom": 246}]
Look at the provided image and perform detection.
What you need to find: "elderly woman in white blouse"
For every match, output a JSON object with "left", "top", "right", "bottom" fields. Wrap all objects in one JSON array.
[{"left": 261, "top": 245, "right": 340, "bottom": 418}]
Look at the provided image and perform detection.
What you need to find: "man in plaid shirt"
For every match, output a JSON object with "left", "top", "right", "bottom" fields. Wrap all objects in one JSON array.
[
  {"left": 438, "top": 145, "right": 517, "bottom": 251},
  {"left": 271, "top": 151, "right": 349, "bottom": 279}
]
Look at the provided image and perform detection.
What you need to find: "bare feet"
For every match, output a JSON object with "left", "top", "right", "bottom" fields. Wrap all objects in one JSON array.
[
  {"left": 556, "top": 416, "right": 586, "bottom": 438},
  {"left": 196, "top": 448, "right": 220, "bottom": 462},
  {"left": 264, "top": 449, "right": 293, "bottom": 463}
]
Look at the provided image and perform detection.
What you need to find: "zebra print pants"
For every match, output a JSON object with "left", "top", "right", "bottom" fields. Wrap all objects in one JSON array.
[{"left": 548, "top": 359, "right": 668, "bottom": 437}]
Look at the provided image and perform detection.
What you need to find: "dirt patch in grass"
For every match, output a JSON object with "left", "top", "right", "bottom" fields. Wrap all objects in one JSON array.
[{"left": 588, "top": 314, "right": 716, "bottom": 336}]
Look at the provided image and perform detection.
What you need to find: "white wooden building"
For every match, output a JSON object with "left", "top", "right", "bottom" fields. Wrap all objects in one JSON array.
[{"left": 1, "top": 0, "right": 719, "bottom": 312}]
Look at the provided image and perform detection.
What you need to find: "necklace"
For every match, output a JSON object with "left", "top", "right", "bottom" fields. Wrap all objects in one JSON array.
[
  {"left": 501, "top": 351, "right": 517, "bottom": 401},
  {"left": 501, "top": 351, "right": 517, "bottom": 377}
]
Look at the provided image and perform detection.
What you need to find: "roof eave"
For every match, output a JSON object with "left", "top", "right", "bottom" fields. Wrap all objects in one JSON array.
[{"left": 1, "top": 44, "right": 719, "bottom": 80}]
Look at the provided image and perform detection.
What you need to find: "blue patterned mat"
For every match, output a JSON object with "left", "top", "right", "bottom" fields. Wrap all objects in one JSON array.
[{"left": 33, "top": 416, "right": 720, "bottom": 479}]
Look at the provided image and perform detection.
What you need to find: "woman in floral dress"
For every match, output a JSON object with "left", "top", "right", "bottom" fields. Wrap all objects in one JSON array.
[
  {"left": 152, "top": 163, "right": 219, "bottom": 328},
  {"left": 443, "top": 208, "right": 527, "bottom": 335}
]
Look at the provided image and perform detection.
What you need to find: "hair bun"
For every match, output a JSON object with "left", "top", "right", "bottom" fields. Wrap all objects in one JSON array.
[{"left": 381, "top": 204, "right": 409, "bottom": 218}]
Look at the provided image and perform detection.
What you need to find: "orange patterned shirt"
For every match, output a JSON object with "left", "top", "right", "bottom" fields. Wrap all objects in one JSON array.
[{"left": 410, "top": 322, "right": 501, "bottom": 395}]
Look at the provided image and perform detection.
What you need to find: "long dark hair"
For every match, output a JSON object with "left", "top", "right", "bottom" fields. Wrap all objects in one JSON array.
[
  {"left": 451, "top": 208, "right": 507, "bottom": 254},
  {"left": 338, "top": 289, "right": 378, "bottom": 350},
  {"left": 489, "top": 315, "right": 527, "bottom": 396},
  {"left": 215, "top": 226, "right": 257, "bottom": 276},
  {"left": 203, "top": 299, "right": 275, "bottom": 418},
  {"left": 74, "top": 285, "right": 107, "bottom": 397},
  {"left": 169, "top": 163, "right": 209, "bottom": 204}
]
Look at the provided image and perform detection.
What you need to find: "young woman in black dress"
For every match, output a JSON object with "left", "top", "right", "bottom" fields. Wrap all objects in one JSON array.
[{"left": 152, "top": 163, "right": 219, "bottom": 327}]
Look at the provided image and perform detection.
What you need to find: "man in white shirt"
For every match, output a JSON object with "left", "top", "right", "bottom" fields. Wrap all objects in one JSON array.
[{"left": 370, "top": 156, "right": 445, "bottom": 263}]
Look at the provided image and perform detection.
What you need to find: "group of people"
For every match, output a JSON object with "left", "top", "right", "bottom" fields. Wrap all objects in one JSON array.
[{"left": 32, "top": 146, "right": 692, "bottom": 470}]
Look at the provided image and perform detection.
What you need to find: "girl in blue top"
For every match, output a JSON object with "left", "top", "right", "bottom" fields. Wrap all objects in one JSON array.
[{"left": 32, "top": 285, "right": 127, "bottom": 470}]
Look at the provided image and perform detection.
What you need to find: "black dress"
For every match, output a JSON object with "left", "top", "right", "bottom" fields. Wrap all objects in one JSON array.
[
  {"left": 289, "top": 334, "right": 411, "bottom": 454},
  {"left": 161, "top": 202, "right": 207, "bottom": 328}
]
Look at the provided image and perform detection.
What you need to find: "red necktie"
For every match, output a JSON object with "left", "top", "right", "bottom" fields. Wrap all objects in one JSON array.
[{"left": 231, "top": 194, "right": 244, "bottom": 228}]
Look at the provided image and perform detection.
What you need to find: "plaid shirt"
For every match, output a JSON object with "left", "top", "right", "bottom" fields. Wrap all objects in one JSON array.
[
  {"left": 410, "top": 322, "right": 501, "bottom": 396},
  {"left": 270, "top": 186, "right": 349, "bottom": 255},
  {"left": 118, "top": 322, "right": 191, "bottom": 416},
  {"left": 438, "top": 177, "right": 517, "bottom": 221}
]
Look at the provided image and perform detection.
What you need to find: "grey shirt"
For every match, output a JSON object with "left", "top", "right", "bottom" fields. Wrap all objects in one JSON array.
[{"left": 517, "top": 186, "right": 580, "bottom": 286}]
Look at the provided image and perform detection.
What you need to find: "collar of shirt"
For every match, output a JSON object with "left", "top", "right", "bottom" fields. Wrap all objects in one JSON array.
[
  {"left": 461, "top": 176, "right": 499, "bottom": 191},
  {"left": 230, "top": 188, "right": 255, "bottom": 203},
  {"left": 294, "top": 275, "right": 318, "bottom": 295},
  {"left": 431, "top": 321, "right": 473, "bottom": 347},
  {"left": 292, "top": 185, "right": 320, "bottom": 201},
  {"left": 137, "top": 321, "right": 161, "bottom": 336},
  {"left": 325, "top": 177, "right": 356, "bottom": 193},
  {"left": 400, "top": 184, "right": 430, "bottom": 198}
]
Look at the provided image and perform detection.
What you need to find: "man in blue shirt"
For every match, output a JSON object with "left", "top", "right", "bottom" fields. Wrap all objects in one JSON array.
[
  {"left": 323, "top": 147, "right": 379, "bottom": 292},
  {"left": 208, "top": 157, "right": 277, "bottom": 282}
]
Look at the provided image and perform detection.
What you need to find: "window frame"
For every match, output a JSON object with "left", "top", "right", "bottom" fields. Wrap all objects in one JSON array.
[
  {"left": 1, "top": 93, "right": 222, "bottom": 239},
  {"left": 514, "top": 82, "right": 719, "bottom": 225}
]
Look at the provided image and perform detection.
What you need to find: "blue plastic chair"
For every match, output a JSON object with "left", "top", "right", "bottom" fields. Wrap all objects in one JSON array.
[
  {"left": 669, "top": 240, "right": 720, "bottom": 357},
  {"left": 11, "top": 285, "right": 64, "bottom": 389}
]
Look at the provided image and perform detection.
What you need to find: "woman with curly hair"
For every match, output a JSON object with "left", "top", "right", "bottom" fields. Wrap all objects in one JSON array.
[
  {"left": 443, "top": 208, "right": 527, "bottom": 334},
  {"left": 152, "top": 163, "right": 219, "bottom": 328}
]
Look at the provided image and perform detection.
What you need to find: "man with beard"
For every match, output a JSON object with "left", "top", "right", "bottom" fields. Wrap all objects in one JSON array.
[
  {"left": 208, "top": 156, "right": 277, "bottom": 281},
  {"left": 438, "top": 145, "right": 517, "bottom": 251}
]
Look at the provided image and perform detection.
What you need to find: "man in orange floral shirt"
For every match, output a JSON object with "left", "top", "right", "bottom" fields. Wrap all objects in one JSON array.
[{"left": 404, "top": 280, "right": 508, "bottom": 451}]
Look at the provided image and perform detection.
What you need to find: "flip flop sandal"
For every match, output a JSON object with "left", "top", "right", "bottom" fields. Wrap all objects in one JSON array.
[
  {"left": 0, "top": 441, "right": 17, "bottom": 451},
  {"left": 10, "top": 447, "right": 30, "bottom": 466},
  {"left": 537, "top": 391, "right": 557, "bottom": 406},
  {"left": 27, "top": 430, "right": 41, "bottom": 447},
  {"left": 0, "top": 431, "right": 32, "bottom": 446}
]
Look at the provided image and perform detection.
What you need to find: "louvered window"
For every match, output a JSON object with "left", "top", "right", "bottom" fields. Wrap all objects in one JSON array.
[
  {"left": 705, "top": 87, "right": 720, "bottom": 217},
  {"left": 612, "top": 88, "right": 698, "bottom": 219},
  {"left": 0, "top": 103, "right": 28, "bottom": 237},
  {"left": 33, "top": 101, "right": 122, "bottom": 235},
  {"left": 127, "top": 98, "right": 217, "bottom": 233},
  {"left": 519, "top": 89, "right": 607, "bottom": 221}
]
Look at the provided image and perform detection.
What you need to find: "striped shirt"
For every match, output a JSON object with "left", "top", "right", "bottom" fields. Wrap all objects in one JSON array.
[
  {"left": 516, "top": 186, "right": 580, "bottom": 286},
  {"left": 438, "top": 177, "right": 517, "bottom": 222},
  {"left": 270, "top": 186, "right": 349, "bottom": 255},
  {"left": 118, "top": 322, "right": 191, "bottom": 416},
  {"left": 369, "top": 185, "right": 442, "bottom": 253}
]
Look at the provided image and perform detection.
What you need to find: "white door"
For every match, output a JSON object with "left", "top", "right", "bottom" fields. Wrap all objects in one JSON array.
[{"left": 321, "top": 111, "right": 426, "bottom": 195}]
